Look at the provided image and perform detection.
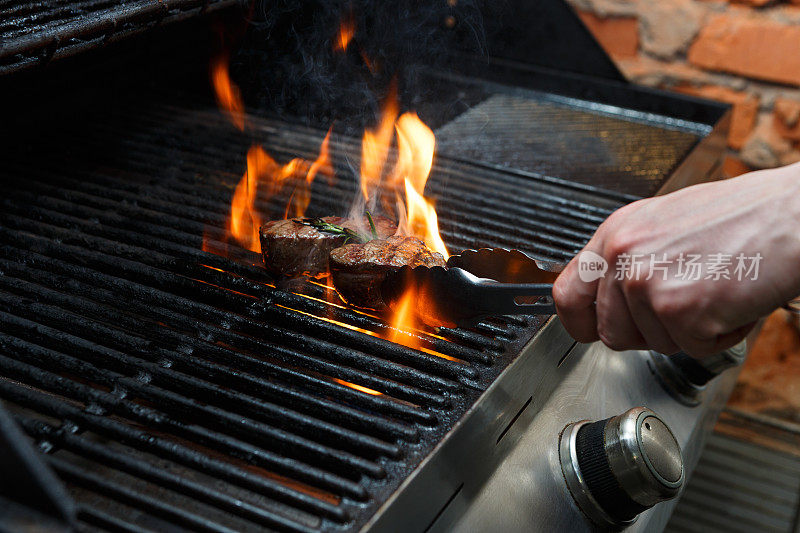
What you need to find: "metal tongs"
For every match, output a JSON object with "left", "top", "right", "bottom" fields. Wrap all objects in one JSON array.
[{"left": 381, "top": 248, "right": 565, "bottom": 328}]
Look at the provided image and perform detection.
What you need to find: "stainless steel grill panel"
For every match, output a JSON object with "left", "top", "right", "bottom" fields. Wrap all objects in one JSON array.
[{"left": 435, "top": 93, "right": 706, "bottom": 198}]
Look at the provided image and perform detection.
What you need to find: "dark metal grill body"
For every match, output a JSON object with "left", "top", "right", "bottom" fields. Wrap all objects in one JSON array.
[
  {"left": 0, "top": 1, "right": 730, "bottom": 531},
  {"left": 0, "top": 84, "right": 632, "bottom": 531}
]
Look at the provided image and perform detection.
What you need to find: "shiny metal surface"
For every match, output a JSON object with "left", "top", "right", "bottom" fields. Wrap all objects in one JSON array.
[
  {"left": 426, "top": 341, "right": 740, "bottom": 533},
  {"left": 697, "top": 341, "right": 747, "bottom": 375},
  {"left": 649, "top": 340, "right": 747, "bottom": 405},
  {"left": 604, "top": 408, "right": 683, "bottom": 506},
  {"left": 640, "top": 416, "right": 683, "bottom": 485},
  {"left": 363, "top": 318, "right": 579, "bottom": 531},
  {"left": 559, "top": 420, "right": 632, "bottom": 530},
  {"left": 648, "top": 351, "right": 705, "bottom": 406}
]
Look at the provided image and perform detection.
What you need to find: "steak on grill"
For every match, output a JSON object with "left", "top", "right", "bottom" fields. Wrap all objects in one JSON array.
[
  {"left": 260, "top": 216, "right": 396, "bottom": 278},
  {"left": 330, "top": 236, "right": 447, "bottom": 309}
]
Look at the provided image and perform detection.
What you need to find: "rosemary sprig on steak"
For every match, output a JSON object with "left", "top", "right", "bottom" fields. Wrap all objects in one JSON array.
[
  {"left": 366, "top": 211, "right": 379, "bottom": 240},
  {"left": 298, "top": 217, "right": 368, "bottom": 244}
]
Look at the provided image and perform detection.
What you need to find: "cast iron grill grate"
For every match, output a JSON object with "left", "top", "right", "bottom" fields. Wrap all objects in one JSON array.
[
  {"left": 0, "top": 94, "right": 625, "bottom": 531},
  {"left": 0, "top": 0, "right": 238, "bottom": 75}
]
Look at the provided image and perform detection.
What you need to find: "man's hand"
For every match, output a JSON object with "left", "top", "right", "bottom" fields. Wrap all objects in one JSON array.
[{"left": 553, "top": 163, "right": 800, "bottom": 357}]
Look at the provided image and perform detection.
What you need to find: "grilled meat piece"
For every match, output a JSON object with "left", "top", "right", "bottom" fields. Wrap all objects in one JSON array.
[
  {"left": 330, "top": 236, "right": 447, "bottom": 309},
  {"left": 259, "top": 216, "right": 396, "bottom": 278}
]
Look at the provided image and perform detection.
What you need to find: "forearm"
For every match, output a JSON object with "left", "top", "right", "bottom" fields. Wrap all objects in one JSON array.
[
  {"left": 777, "top": 163, "right": 800, "bottom": 303},
  {"left": 745, "top": 162, "right": 800, "bottom": 308}
]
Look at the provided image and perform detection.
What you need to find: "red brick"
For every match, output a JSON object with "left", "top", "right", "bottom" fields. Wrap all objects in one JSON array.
[
  {"left": 731, "top": 0, "right": 773, "bottom": 5},
  {"left": 773, "top": 98, "right": 800, "bottom": 142},
  {"left": 617, "top": 56, "right": 711, "bottom": 87},
  {"left": 740, "top": 113, "right": 800, "bottom": 168},
  {"left": 722, "top": 155, "right": 751, "bottom": 179},
  {"left": 688, "top": 14, "right": 800, "bottom": 86},
  {"left": 672, "top": 84, "right": 759, "bottom": 149},
  {"left": 577, "top": 11, "right": 639, "bottom": 59}
]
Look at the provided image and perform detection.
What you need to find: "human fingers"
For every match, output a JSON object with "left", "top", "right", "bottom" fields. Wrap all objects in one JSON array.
[{"left": 595, "top": 275, "right": 648, "bottom": 351}]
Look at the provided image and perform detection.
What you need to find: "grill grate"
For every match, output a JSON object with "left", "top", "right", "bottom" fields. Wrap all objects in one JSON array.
[
  {"left": 0, "top": 0, "right": 238, "bottom": 75},
  {"left": 0, "top": 92, "right": 625, "bottom": 531}
]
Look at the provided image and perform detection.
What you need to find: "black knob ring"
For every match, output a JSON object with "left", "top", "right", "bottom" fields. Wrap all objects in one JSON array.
[{"left": 559, "top": 420, "right": 633, "bottom": 530}]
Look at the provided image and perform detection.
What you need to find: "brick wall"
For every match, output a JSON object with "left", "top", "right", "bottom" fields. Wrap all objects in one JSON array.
[
  {"left": 569, "top": 0, "right": 800, "bottom": 419},
  {"left": 568, "top": 0, "right": 800, "bottom": 177}
]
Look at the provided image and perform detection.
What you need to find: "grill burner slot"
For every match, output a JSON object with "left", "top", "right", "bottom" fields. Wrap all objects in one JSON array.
[{"left": 0, "top": 86, "right": 629, "bottom": 531}]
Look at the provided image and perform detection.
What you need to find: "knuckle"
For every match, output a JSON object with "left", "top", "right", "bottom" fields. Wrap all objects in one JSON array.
[
  {"left": 622, "top": 274, "right": 648, "bottom": 297},
  {"left": 651, "top": 297, "right": 679, "bottom": 321},
  {"left": 651, "top": 290, "right": 689, "bottom": 322},
  {"left": 552, "top": 276, "right": 570, "bottom": 306},
  {"left": 605, "top": 230, "right": 638, "bottom": 259},
  {"left": 652, "top": 340, "right": 679, "bottom": 356},
  {"left": 596, "top": 317, "right": 628, "bottom": 351},
  {"left": 597, "top": 329, "right": 628, "bottom": 352},
  {"left": 696, "top": 317, "right": 727, "bottom": 340}
]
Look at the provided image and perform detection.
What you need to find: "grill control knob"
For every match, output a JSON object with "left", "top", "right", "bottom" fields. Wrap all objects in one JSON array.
[
  {"left": 671, "top": 340, "right": 747, "bottom": 387},
  {"left": 649, "top": 340, "right": 746, "bottom": 404},
  {"left": 559, "top": 407, "right": 684, "bottom": 529}
]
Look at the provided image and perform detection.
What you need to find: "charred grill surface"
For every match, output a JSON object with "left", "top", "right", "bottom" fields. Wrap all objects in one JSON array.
[
  {"left": 0, "top": 88, "right": 629, "bottom": 532},
  {"left": 0, "top": 0, "right": 238, "bottom": 76}
]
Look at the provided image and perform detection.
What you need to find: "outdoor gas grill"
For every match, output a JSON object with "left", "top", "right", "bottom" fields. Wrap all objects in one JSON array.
[{"left": 0, "top": 1, "right": 740, "bottom": 532}]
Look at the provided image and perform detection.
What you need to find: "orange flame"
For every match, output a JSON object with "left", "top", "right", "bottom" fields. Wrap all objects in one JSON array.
[
  {"left": 307, "top": 127, "right": 335, "bottom": 187},
  {"left": 403, "top": 180, "right": 449, "bottom": 259},
  {"left": 334, "top": 13, "right": 355, "bottom": 53},
  {"left": 333, "top": 378, "right": 382, "bottom": 396},
  {"left": 225, "top": 132, "right": 334, "bottom": 253},
  {"left": 211, "top": 54, "right": 246, "bottom": 131},
  {"left": 356, "top": 91, "right": 448, "bottom": 260},
  {"left": 206, "top": 49, "right": 453, "bottom": 351},
  {"left": 393, "top": 112, "right": 448, "bottom": 259},
  {"left": 229, "top": 146, "right": 271, "bottom": 253},
  {"left": 209, "top": 55, "right": 336, "bottom": 255},
  {"left": 388, "top": 287, "right": 423, "bottom": 349},
  {"left": 360, "top": 84, "right": 398, "bottom": 203}
]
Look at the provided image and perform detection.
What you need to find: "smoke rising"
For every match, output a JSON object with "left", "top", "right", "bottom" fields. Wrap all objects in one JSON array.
[{"left": 230, "top": 0, "right": 485, "bottom": 132}]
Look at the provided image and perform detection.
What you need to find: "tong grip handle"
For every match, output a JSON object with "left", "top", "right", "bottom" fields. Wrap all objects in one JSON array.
[{"left": 472, "top": 280, "right": 556, "bottom": 315}]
